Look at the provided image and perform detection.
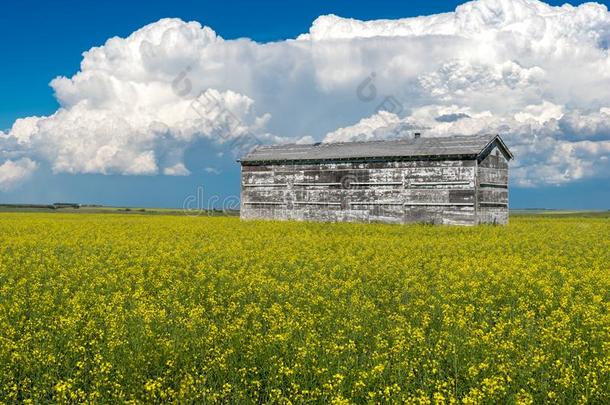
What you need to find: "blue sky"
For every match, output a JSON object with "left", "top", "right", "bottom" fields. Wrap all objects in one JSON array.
[{"left": 1, "top": 0, "right": 609, "bottom": 209}]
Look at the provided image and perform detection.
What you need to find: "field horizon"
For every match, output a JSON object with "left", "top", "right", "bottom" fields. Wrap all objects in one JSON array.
[{"left": 0, "top": 203, "right": 608, "bottom": 218}]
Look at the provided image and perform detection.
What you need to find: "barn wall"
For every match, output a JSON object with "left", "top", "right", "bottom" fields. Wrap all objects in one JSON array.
[
  {"left": 241, "top": 159, "right": 481, "bottom": 225},
  {"left": 476, "top": 146, "right": 509, "bottom": 225}
]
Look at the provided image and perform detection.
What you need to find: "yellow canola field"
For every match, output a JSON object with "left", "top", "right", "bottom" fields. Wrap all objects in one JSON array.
[{"left": 0, "top": 213, "right": 608, "bottom": 403}]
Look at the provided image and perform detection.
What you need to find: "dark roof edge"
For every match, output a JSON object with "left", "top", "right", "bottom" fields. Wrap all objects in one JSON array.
[
  {"left": 239, "top": 153, "right": 480, "bottom": 165},
  {"left": 478, "top": 135, "right": 514, "bottom": 161}
]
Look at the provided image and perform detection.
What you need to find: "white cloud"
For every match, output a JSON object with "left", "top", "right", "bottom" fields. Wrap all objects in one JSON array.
[
  {"left": 324, "top": 111, "right": 406, "bottom": 143},
  {"left": 0, "top": 158, "right": 38, "bottom": 191},
  {"left": 164, "top": 163, "right": 190, "bottom": 176},
  {"left": 204, "top": 167, "right": 221, "bottom": 175},
  {"left": 514, "top": 101, "right": 564, "bottom": 124},
  {"left": 2, "top": 0, "right": 610, "bottom": 189}
]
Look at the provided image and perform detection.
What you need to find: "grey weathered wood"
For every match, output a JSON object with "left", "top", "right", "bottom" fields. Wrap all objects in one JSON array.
[
  {"left": 476, "top": 145, "right": 509, "bottom": 224},
  {"left": 240, "top": 135, "right": 512, "bottom": 225}
]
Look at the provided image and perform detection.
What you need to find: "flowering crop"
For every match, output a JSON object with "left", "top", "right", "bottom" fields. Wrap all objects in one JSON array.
[{"left": 0, "top": 213, "right": 608, "bottom": 403}]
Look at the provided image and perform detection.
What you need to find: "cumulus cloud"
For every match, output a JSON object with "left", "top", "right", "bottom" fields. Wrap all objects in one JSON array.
[
  {"left": 0, "top": 158, "right": 38, "bottom": 191},
  {"left": 2, "top": 0, "right": 610, "bottom": 189},
  {"left": 324, "top": 111, "right": 407, "bottom": 143}
]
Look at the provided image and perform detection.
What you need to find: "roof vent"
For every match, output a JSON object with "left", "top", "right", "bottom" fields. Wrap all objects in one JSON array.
[{"left": 414, "top": 132, "right": 421, "bottom": 139}]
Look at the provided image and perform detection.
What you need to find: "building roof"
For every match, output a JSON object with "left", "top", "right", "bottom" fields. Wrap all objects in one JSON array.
[{"left": 240, "top": 134, "right": 513, "bottom": 164}]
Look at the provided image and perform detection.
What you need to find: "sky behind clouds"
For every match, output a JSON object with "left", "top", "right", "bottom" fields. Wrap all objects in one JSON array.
[{"left": 1, "top": 0, "right": 609, "bottom": 209}]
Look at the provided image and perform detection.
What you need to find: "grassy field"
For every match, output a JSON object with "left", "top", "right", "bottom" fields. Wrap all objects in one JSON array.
[
  {"left": 0, "top": 204, "right": 238, "bottom": 216},
  {"left": 0, "top": 213, "right": 608, "bottom": 403}
]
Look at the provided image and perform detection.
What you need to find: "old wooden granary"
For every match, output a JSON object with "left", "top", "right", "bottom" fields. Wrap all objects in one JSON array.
[{"left": 239, "top": 134, "right": 513, "bottom": 225}]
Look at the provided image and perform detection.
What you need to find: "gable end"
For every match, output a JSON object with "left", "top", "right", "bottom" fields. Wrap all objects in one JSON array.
[{"left": 477, "top": 136, "right": 513, "bottom": 162}]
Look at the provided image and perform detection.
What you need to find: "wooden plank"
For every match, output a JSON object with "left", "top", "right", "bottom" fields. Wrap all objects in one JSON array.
[
  {"left": 352, "top": 182, "right": 402, "bottom": 186},
  {"left": 294, "top": 182, "right": 342, "bottom": 186},
  {"left": 449, "top": 190, "right": 475, "bottom": 204},
  {"left": 403, "top": 189, "right": 454, "bottom": 204},
  {"left": 479, "top": 201, "right": 508, "bottom": 207},
  {"left": 410, "top": 181, "right": 472, "bottom": 186},
  {"left": 404, "top": 202, "right": 474, "bottom": 206},
  {"left": 478, "top": 188, "right": 508, "bottom": 203},
  {"left": 293, "top": 201, "right": 342, "bottom": 206},
  {"left": 477, "top": 207, "right": 509, "bottom": 225},
  {"left": 350, "top": 201, "right": 403, "bottom": 205},
  {"left": 480, "top": 182, "right": 507, "bottom": 188},
  {"left": 478, "top": 167, "right": 508, "bottom": 183},
  {"left": 243, "top": 202, "right": 285, "bottom": 205},
  {"left": 242, "top": 183, "right": 288, "bottom": 187}
]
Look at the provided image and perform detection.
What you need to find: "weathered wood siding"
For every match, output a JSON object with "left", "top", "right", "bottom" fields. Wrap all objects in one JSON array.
[
  {"left": 241, "top": 159, "right": 484, "bottom": 225},
  {"left": 476, "top": 146, "right": 509, "bottom": 225}
]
